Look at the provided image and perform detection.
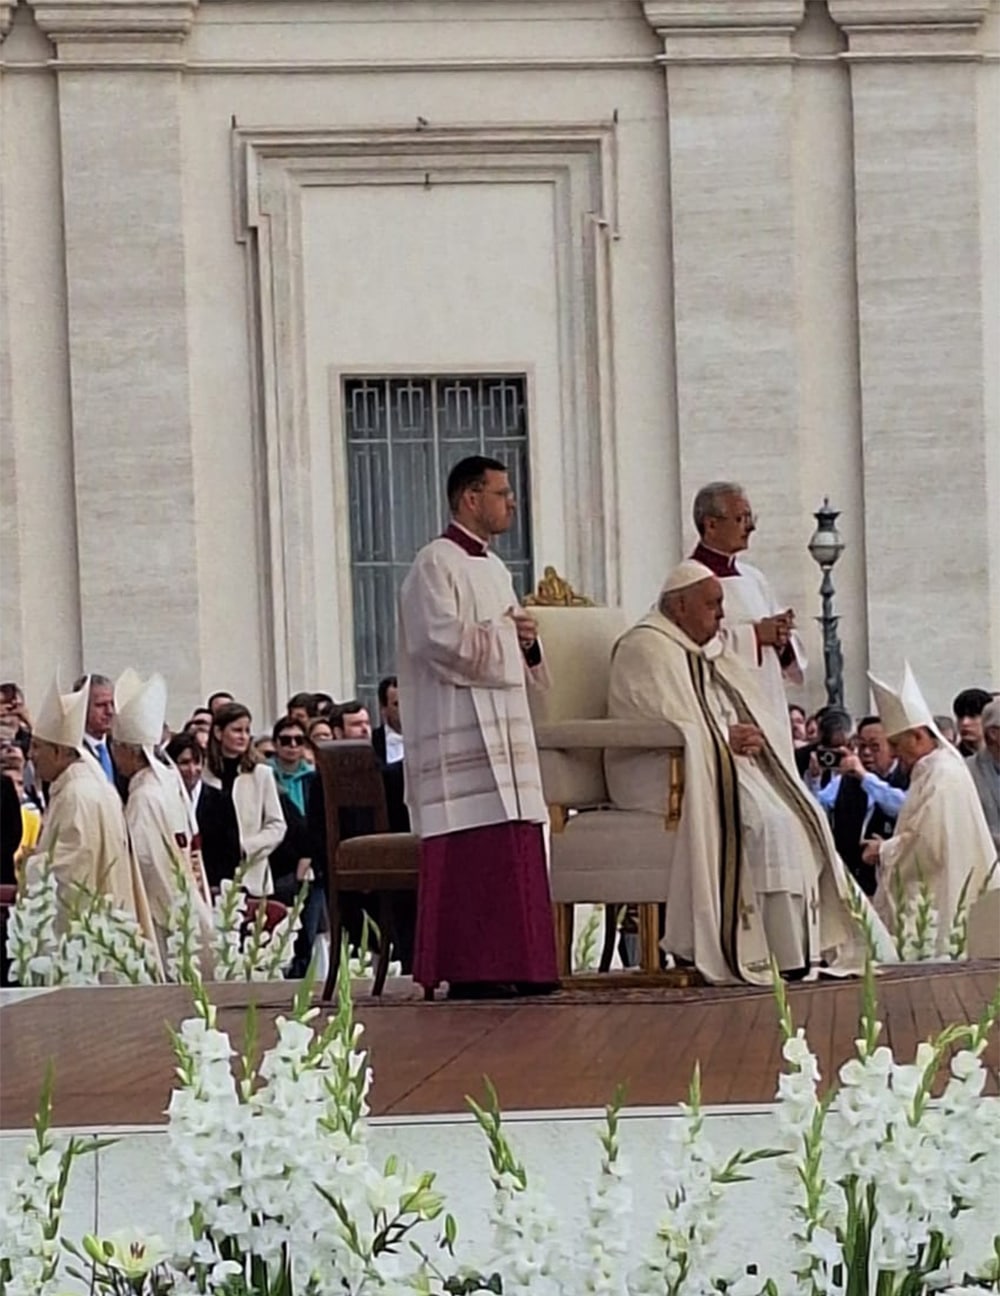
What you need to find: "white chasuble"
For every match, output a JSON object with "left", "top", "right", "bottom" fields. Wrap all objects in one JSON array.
[
  {"left": 605, "top": 611, "right": 893, "bottom": 985},
  {"left": 27, "top": 755, "right": 158, "bottom": 957},
  {"left": 125, "top": 764, "right": 214, "bottom": 963},
  {"left": 398, "top": 534, "right": 549, "bottom": 840},
  {"left": 877, "top": 745, "right": 998, "bottom": 957}
]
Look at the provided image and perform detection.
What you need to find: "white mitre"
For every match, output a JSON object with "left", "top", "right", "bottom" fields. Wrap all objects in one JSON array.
[
  {"left": 660, "top": 559, "right": 715, "bottom": 595},
  {"left": 33, "top": 674, "right": 89, "bottom": 750},
  {"left": 867, "top": 661, "right": 936, "bottom": 740},
  {"left": 112, "top": 669, "right": 167, "bottom": 748}
]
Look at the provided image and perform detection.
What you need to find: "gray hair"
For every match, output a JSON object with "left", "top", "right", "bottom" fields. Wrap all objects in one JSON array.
[
  {"left": 693, "top": 481, "right": 745, "bottom": 536},
  {"left": 658, "top": 588, "right": 684, "bottom": 622},
  {"left": 73, "top": 672, "right": 112, "bottom": 692}
]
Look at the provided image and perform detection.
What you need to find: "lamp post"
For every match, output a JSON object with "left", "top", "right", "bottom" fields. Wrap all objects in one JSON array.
[{"left": 807, "top": 498, "right": 845, "bottom": 709}]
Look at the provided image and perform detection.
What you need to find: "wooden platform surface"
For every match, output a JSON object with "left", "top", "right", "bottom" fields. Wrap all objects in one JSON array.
[{"left": 1, "top": 963, "right": 997, "bottom": 1130}]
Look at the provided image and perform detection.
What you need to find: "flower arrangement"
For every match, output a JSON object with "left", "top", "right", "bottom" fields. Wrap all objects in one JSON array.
[
  {"left": 6, "top": 858, "right": 161, "bottom": 988},
  {"left": 889, "top": 861, "right": 997, "bottom": 963},
  {"left": 5, "top": 853, "right": 304, "bottom": 988},
  {"left": 2, "top": 954, "right": 998, "bottom": 1296},
  {"left": 773, "top": 959, "right": 1000, "bottom": 1296}
]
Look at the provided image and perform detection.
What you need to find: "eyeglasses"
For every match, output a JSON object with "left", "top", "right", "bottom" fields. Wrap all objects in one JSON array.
[{"left": 277, "top": 734, "right": 305, "bottom": 747}]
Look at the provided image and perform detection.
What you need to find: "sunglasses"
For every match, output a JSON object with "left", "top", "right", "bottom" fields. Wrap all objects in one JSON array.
[{"left": 277, "top": 734, "right": 305, "bottom": 747}]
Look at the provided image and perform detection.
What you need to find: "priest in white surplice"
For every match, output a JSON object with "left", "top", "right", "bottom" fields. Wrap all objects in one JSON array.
[
  {"left": 111, "top": 669, "right": 214, "bottom": 965},
  {"left": 606, "top": 561, "right": 892, "bottom": 985},
  {"left": 398, "top": 455, "right": 558, "bottom": 1000},
  {"left": 690, "top": 482, "right": 805, "bottom": 751},
  {"left": 863, "top": 664, "right": 998, "bottom": 956},
  {"left": 26, "top": 675, "right": 157, "bottom": 950}
]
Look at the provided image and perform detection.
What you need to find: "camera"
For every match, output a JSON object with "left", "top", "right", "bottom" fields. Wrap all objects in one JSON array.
[{"left": 816, "top": 746, "right": 841, "bottom": 770}]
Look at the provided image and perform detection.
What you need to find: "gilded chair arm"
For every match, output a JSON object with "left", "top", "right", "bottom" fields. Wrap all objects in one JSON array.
[{"left": 535, "top": 718, "right": 684, "bottom": 750}]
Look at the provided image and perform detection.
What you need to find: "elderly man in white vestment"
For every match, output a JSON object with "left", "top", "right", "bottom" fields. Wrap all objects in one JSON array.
[
  {"left": 398, "top": 455, "right": 558, "bottom": 1000},
  {"left": 863, "top": 666, "right": 998, "bottom": 955},
  {"left": 111, "top": 669, "right": 214, "bottom": 964},
  {"left": 690, "top": 482, "right": 804, "bottom": 752},
  {"left": 26, "top": 676, "right": 156, "bottom": 949},
  {"left": 606, "top": 561, "right": 890, "bottom": 985}
]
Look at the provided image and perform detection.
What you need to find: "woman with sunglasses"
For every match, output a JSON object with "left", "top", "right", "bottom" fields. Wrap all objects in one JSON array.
[{"left": 269, "top": 716, "right": 315, "bottom": 814}]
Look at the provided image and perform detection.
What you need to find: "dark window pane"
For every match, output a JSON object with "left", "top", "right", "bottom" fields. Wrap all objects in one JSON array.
[{"left": 343, "top": 374, "right": 532, "bottom": 702}]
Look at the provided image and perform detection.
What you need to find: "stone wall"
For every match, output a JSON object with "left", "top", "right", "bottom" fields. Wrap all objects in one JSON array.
[{"left": 2, "top": 0, "right": 997, "bottom": 721}]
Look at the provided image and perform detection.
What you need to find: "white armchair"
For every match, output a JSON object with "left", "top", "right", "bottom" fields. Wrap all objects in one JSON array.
[{"left": 527, "top": 571, "right": 686, "bottom": 977}]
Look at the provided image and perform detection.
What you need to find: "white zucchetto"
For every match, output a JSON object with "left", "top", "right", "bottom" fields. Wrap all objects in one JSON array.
[{"left": 660, "top": 559, "right": 716, "bottom": 596}]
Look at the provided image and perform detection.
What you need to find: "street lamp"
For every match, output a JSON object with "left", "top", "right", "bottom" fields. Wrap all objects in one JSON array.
[{"left": 807, "top": 498, "right": 846, "bottom": 709}]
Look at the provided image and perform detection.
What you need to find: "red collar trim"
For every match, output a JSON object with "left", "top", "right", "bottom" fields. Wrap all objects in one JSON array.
[
  {"left": 691, "top": 542, "right": 738, "bottom": 578},
  {"left": 443, "top": 522, "right": 489, "bottom": 557}
]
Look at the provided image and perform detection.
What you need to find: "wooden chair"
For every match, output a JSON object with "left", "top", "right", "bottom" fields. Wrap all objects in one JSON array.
[{"left": 313, "top": 740, "right": 420, "bottom": 1000}]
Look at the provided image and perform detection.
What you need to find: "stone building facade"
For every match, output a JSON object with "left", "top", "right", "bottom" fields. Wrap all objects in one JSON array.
[{"left": 1, "top": 0, "right": 997, "bottom": 721}]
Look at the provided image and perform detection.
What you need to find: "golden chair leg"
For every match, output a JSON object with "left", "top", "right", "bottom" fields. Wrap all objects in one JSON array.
[
  {"left": 553, "top": 903, "right": 573, "bottom": 977},
  {"left": 639, "top": 904, "right": 661, "bottom": 974}
]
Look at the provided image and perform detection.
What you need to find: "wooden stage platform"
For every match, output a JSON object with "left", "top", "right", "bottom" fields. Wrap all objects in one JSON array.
[{"left": 1, "top": 963, "right": 997, "bottom": 1130}]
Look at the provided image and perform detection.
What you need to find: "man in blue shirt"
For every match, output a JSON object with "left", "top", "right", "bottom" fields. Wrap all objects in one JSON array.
[{"left": 807, "top": 714, "right": 908, "bottom": 894}]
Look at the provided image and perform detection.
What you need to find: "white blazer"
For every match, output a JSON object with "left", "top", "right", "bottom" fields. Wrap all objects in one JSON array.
[{"left": 202, "top": 762, "right": 285, "bottom": 895}]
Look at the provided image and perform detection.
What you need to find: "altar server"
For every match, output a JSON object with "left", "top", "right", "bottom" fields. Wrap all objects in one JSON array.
[
  {"left": 690, "top": 481, "right": 805, "bottom": 751},
  {"left": 398, "top": 455, "right": 558, "bottom": 999}
]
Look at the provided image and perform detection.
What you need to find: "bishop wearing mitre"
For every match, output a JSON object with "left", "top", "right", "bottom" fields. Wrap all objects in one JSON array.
[
  {"left": 27, "top": 675, "right": 156, "bottom": 946},
  {"left": 110, "top": 669, "right": 214, "bottom": 963},
  {"left": 864, "top": 663, "right": 998, "bottom": 955}
]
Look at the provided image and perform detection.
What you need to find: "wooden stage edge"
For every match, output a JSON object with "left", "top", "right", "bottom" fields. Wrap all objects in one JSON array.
[{"left": 1, "top": 962, "right": 998, "bottom": 1131}]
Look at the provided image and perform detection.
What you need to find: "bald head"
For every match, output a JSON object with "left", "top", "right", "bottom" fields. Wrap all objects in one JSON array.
[{"left": 659, "top": 575, "right": 725, "bottom": 645}]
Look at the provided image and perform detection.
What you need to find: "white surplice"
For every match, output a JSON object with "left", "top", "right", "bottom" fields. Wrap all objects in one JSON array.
[
  {"left": 717, "top": 559, "right": 805, "bottom": 751},
  {"left": 398, "top": 532, "right": 549, "bottom": 839},
  {"left": 26, "top": 753, "right": 158, "bottom": 956},
  {"left": 605, "top": 610, "right": 893, "bottom": 984},
  {"left": 877, "top": 744, "right": 998, "bottom": 955}
]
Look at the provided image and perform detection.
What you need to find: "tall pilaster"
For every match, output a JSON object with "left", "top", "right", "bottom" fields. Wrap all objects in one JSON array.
[
  {"left": 28, "top": 0, "right": 202, "bottom": 698},
  {"left": 828, "top": 0, "right": 995, "bottom": 689},
  {"left": 0, "top": 3, "right": 22, "bottom": 680},
  {"left": 641, "top": 1, "right": 810, "bottom": 603}
]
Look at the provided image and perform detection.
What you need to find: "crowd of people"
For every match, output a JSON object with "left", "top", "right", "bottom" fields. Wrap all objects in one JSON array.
[
  {"left": 0, "top": 674, "right": 407, "bottom": 981},
  {"left": 1, "top": 466, "right": 997, "bottom": 995},
  {"left": 787, "top": 686, "right": 1000, "bottom": 886}
]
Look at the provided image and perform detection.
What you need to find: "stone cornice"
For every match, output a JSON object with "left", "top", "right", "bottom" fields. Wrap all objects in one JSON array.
[
  {"left": 641, "top": 0, "right": 805, "bottom": 34},
  {"left": 28, "top": 0, "right": 197, "bottom": 43},
  {"left": 826, "top": 0, "right": 987, "bottom": 26},
  {"left": 827, "top": 0, "right": 988, "bottom": 53}
]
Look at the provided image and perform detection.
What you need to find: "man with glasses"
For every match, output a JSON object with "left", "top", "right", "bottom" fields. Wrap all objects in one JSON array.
[
  {"left": 397, "top": 454, "right": 558, "bottom": 999},
  {"left": 690, "top": 481, "right": 804, "bottom": 753},
  {"left": 806, "top": 713, "right": 908, "bottom": 895}
]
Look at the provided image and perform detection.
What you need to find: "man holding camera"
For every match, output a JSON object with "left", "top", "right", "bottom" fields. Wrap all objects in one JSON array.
[{"left": 805, "top": 711, "right": 908, "bottom": 895}]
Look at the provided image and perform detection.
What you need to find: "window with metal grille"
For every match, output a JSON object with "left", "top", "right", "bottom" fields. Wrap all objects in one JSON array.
[{"left": 343, "top": 374, "right": 533, "bottom": 708}]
